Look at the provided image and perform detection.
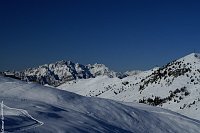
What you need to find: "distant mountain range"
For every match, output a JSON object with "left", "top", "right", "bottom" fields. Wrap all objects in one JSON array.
[{"left": 1, "top": 61, "right": 140, "bottom": 87}]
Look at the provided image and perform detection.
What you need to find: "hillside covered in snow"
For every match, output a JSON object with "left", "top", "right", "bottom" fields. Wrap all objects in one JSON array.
[
  {"left": 1, "top": 76, "right": 200, "bottom": 133},
  {"left": 3, "top": 53, "right": 200, "bottom": 122},
  {"left": 58, "top": 53, "right": 200, "bottom": 121}
]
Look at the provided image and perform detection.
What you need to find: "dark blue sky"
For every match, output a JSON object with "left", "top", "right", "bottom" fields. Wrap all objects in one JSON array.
[{"left": 1, "top": 0, "right": 200, "bottom": 72}]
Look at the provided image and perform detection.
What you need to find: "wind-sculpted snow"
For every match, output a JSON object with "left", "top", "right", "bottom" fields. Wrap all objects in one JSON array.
[
  {"left": 1, "top": 77, "right": 200, "bottom": 132},
  {"left": 2, "top": 103, "right": 43, "bottom": 132}
]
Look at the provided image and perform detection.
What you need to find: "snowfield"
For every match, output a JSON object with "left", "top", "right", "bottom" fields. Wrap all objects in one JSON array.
[
  {"left": 2, "top": 102, "right": 43, "bottom": 132},
  {"left": 1, "top": 76, "right": 200, "bottom": 132},
  {"left": 58, "top": 53, "right": 200, "bottom": 121}
]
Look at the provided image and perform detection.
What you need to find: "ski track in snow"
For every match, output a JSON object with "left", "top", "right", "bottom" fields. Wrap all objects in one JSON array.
[{"left": 1, "top": 76, "right": 200, "bottom": 132}]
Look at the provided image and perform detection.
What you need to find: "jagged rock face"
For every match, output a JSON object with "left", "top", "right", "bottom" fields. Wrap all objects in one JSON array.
[
  {"left": 87, "top": 63, "right": 117, "bottom": 78},
  {"left": 2, "top": 60, "right": 123, "bottom": 86}
]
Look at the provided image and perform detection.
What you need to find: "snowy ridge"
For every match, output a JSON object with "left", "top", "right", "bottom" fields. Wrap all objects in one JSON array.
[
  {"left": 1, "top": 76, "right": 200, "bottom": 132},
  {"left": 58, "top": 53, "right": 200, "bottom": 121}
]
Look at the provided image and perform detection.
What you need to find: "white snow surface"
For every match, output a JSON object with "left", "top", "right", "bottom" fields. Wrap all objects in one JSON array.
[
  {"left": 1, "top": 76, "right": 200, "bottom": 132},
  {"left": 58, "top": 53, "right": 200, "bottom": 121}
]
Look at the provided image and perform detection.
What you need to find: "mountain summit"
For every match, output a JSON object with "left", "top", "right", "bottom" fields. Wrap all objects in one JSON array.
[{"left": 2, "top": 60, "right": 124, "bottom": 86}]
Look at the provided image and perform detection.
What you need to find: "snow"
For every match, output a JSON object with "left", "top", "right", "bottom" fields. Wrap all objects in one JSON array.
[
  {"left": 57, "top": 53, "right": 200, "bottom": 121},
  {"left": 124, "top": 70, "right": 143, "bottom": 76},
  {"left": 4, "top": 60, "right": 124, "bottom": 87},
  {"left": 1, "top": 76, "right": 200, "bottom": 132},
  {"left": 2, "top": 102, "right": 43, "bottom": 132},
  {"left": 87, "top": 63, "right": 117, "bottom": 77}
]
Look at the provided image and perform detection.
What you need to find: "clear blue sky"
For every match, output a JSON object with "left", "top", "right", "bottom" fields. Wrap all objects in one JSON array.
[{"left": 1, "top": 0, "right": 200, "bottom": 72}]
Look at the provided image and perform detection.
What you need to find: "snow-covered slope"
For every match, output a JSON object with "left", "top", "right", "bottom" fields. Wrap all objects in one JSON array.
[
  {"left": 58, "top": 53, "right": 200, "bottom": 120},
  {"left": 58, "top": 67, "right": 158, "bottom": 98},
  {"left": 2, "top": 102, "right": 43, "bottom": 132},
  {"left": 1, "top": 76, "right": 200, "bottom": 133}
]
